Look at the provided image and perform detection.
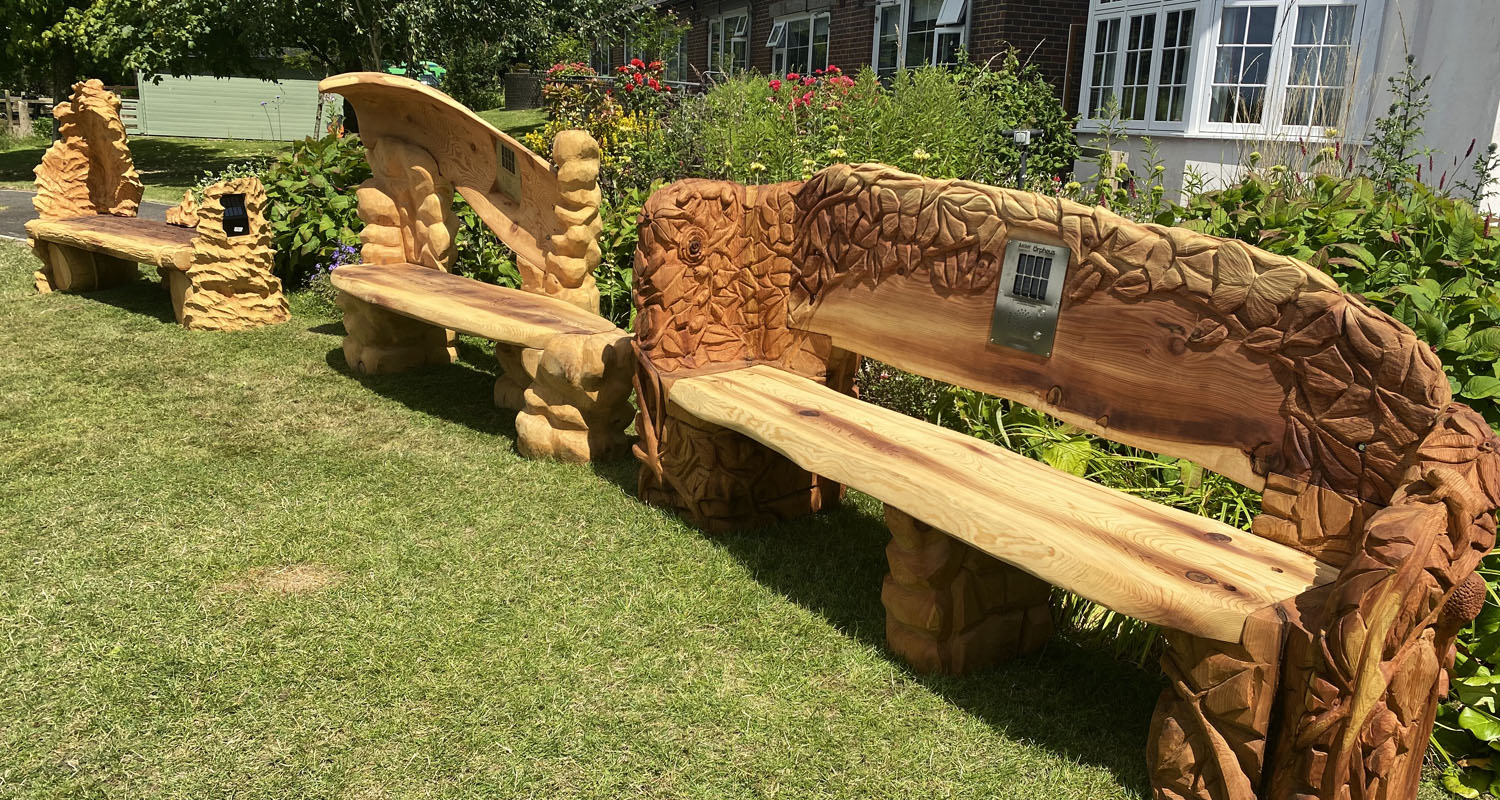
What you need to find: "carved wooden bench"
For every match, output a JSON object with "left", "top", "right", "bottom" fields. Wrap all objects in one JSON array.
[
  {"left": 25, "top": 79, "right": 289, "bottom": 331},
  {"left": 633, "top": 164, "right": 1500, "bottom": 800},
  {"left": 319, "top": 73, "right": 632, "bottom": 462}
]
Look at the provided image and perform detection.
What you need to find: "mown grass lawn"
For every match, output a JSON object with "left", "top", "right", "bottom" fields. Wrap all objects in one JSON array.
[
  {"left": 0, "top": 240, "right": 1452, "bottom": 799},
  {"left": 0, "top": 110, "right": 543, "bottom": 205}
]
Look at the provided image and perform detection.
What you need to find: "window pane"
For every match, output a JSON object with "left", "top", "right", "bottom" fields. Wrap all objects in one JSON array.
[
  {"left": 907, "top": 0, "right": 942, "bottom": 67},
  {"left": 788, "top": 18, "right": 811, "bottom": 73},
  {"left": 1214, "top": 46, "right": 1241, "bottom": 83},
  {"left": 1088, "top": 17, "right": 1121, "bottom": 117},
  {"left": 1295, "top": 6, "right": 1325, "bottom": 44},
  {"left": 1242, "top": 46, "right": 1271, "bottom": 84},
  {"left": 1220, "top": 7, "right": 1245, "bottom": 44},
  {"left": 1120, "top": 14, "right": 1154, "bottom": 120},
  {"left": 1247, "top": 7, "right": 1275, "bottom": 43},
  {"left": 1156, "top": 9, "right": 1193, "bottom": 122},
  {"left": 1282, "top": 4, "right": 1357, "bottom": 126},
  {"left": 877, "top": 7, "right": 900, "bottom": 76},
  {"left": 813, "top": 16, "right": 830, "bottom": 70},
  {"left": 937, "top": 30, "right": 962, "bottom": 67}
]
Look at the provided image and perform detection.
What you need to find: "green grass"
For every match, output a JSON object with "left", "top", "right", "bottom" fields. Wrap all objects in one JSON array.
[
  {"left": 0, "top": 241, "right": 1454, "bottom": 799},
  {"left": 476, "top": 108, "right": 547, "bottom": 139},
  {"left": 2, "top": 135, "right": 289, "bottom": 204}
]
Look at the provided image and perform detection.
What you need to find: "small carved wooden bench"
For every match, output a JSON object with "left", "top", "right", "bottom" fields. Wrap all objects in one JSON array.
[
  {"left": 25, "top": 79, "right": 289, "bottom": 331},
  {"left": 633, "top": 164, "right": 1500, "bottom": 800},
  {"left": 319, "top": 73, "right": 632, "bottom": 462}
]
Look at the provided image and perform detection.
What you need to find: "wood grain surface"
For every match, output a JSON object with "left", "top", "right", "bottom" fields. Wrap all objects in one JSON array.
[
  {"left": 668, "top": 364, "right": 1339, "bottom": 643},
  {"left": 26, "top": 216, "right": 195, "bottom": 270},
  {"left": 331, "top": 263, "right": 616, "bottom": 347},
  {"left": 319, "top": 72, "right": 560, "bottom": 270},
  {"left": 796, "top": 273, "right": 1285, "bottom": 489}
]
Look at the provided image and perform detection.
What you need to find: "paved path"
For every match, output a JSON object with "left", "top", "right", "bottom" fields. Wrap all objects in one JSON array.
[{"left": 0, "top": 189, "right": 170, "bottom": 240}]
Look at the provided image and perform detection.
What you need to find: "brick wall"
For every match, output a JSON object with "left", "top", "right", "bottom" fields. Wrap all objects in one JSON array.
[{"left": 601, "top": 0, "right": 1086, "bottom": 110}]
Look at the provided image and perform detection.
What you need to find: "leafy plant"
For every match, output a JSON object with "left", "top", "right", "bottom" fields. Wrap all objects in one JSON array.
[{"left": 262, "top": 133, "right": 371, "bottom": 286}]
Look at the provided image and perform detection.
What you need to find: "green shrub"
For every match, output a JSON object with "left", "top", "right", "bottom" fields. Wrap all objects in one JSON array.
[
  {"left": 661, "top": 53, "right": 1077, "bottom": 188},
  {"left": 263, "top": 133, "right": 371, "bottom": 286}
]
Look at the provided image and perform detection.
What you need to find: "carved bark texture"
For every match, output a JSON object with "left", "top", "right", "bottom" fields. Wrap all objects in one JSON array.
[
  {"left": 534, "top": 130, "right": 603, "bottom": 314},
  {"left": 166, "top": 189, "right": 199, "bottom": 228},
  {"left": 31, "top": 79, "right": 142, "bottom": 221},
  {"left": 357, "top": 137, "right": 458, "bottom": 271},
  {"left": 510, "top": 330, "right": 635, "bottom": 462},
  {"left": 882, "top": 505, "right": 1052, "bottom": 674},
  {"left": 633, "top": 180, "right": 854, "bottom": 529},
  {"left": 785, "top": 164, "right": 1449, "bottom": 535},
  {"left": 1269, "top": 407, "right": 1500, "bottom": 800},
  {"left": 1148, "top": 611, "right": 1285, "bottom": 800},
  {"left": 165, "top": 177, "right": 289, "bottom": 331},
  {"left": 346, "top": 138, "right": 459, "bottom": 370}
]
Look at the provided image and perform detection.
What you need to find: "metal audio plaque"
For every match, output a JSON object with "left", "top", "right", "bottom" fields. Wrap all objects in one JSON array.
[
  {"left": 988, "top": 239, "right": 1070, "bottom": 357},
  {"left": 495, "top": 141, "right": 522, "bottom": 204}
]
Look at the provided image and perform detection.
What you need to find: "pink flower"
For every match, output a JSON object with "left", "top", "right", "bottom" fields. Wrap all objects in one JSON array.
[
  {"left": 787, "top": 72, "right": 800, "bottom": 81},
  {"left": 802, "top": 76, "right": 814, "bottom": 86},
  {"left": 801, "top": 90, "right": 813, "bottom": 104},
  {"left": 769, "top": 78, "right": 782, "bottom": 91}
]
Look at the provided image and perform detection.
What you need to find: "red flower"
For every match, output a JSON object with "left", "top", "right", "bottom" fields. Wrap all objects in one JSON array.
[
  {"left": 814, "top": 68, "right": 823, "bottom": 75},
  {"left": 624, "top": 83, "right": 635, "bottom": 92},
  {"left": 649, "top": 60, "right": 663, "bottom": 70},
  {"left": 631, "top": 58, "right": 644, "bottom": 68},
  {"left": 648, "top": 78, "right": 660, "bottom": 90},
  {"left": 801, "top": 90, "right": 813, "bottom": 104},
  {"left": 634, "top": 72, "right": 644, "bottom": 85},
  {"left": 802, "top": 76, "right": 814, "bottom": 86},
  {"left": 787, "top": 72, "right": 800, "bottom": 81},
  {"left": 769, "top": 78, "right": 782, "bottom": 91}
]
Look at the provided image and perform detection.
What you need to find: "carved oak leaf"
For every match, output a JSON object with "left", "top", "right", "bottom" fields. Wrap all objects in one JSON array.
[
  {"left": 1113, "top": 270, "right": 1150, "bottom": 298},
  {"left": 1188, "top": 318, "right": 1229, "bottom": 347}
]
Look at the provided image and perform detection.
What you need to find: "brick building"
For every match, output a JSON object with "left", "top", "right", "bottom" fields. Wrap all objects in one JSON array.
[{"left": 598, "top": 0, "right": 1090, "bottom": 109}]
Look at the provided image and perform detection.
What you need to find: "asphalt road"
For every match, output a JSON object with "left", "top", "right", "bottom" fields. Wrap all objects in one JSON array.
[{"left": 0, "top": 189, "right": 170, "bottom": 240}]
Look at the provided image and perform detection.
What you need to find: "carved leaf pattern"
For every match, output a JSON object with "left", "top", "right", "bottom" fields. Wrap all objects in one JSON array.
[{"left": 32, "top": 79, "right": 142, "bottom": 220}]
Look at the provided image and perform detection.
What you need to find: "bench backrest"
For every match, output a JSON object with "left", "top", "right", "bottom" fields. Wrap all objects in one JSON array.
[
  {"left": 321, "top": 73, "right": 604, "bottom": 314},
  {"left": 32, "top": 79, "right": 143, "bottom": 221},
  {"left": 635, "top": 164, "right": 1453, "bottom": 565}
]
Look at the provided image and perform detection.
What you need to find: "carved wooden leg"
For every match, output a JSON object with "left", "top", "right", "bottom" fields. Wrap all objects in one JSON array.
[
  {"left": 513, "top": 331, "right": 634, "bottom": 462},
  {"left": 161, "top": 268, "right": 190, "bottom": 324},
  {"left": 336, "top": 292, "right": 455, "bottom": 374},
  {"left": 1147, "top": 607, "right": 1283, "bottom": 800},
  {"left": 881, "top": 505, "right": 1052, "bottom": 674},
  {"left": 493, "top": 343, "right": 534, "bottom": 412}
]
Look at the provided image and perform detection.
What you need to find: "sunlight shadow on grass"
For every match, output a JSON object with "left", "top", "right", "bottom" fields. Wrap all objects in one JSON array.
[{"left": 707, "top": 500, "right": 1160, "bottom": 796}]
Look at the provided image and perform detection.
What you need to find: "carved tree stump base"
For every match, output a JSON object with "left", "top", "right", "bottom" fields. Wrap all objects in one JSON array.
[
  {"left": 496, "top": 332, "right": 634, "bottom": 462},
  {"left": 337, "top": 292, "right": 455, "bottom": 374},
  {"left": 32, "top": 241, "right": 136, "bottom": 294},
  {"left": 882, "top": 505, "right": 1053, "bottom": 675}
]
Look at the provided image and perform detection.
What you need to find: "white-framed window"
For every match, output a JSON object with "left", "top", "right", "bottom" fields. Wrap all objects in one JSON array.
[
  {"left": 1281, "top": 3, "right": 1356, "bottom": 126},
  {"left": 768, "top": 13, "right": 831, "bottom": 75},
  {"left": 872, "top": 0, "right": 969, "bottom": 77},
  {"left": 1078, "top": 0, "right": 1379, "bottom": 138},
  {"left": 709, "top": 10, "right": 750, "bottom": 74}
]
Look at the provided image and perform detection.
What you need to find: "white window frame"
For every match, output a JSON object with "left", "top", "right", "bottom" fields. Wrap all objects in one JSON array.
[
  {"left": 1077, "top": 0, "right": 1385, "bottom": 140},
  {"left": 770, "top": 11, "right": 832, "bottom": 75},
  {"left": 708, "top": 9, "right": 751, "bottom": 75},
  {"left": 870, "top": 0, "right": 970, "bottom": 77}
]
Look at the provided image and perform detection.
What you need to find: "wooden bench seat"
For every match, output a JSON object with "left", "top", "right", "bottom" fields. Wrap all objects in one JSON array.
[
  {"left": 27, "top": 80, "right": 288, "bottom": 330},
  {"left": 669, "top": 364, "right": 1339, "bottom": 644},
  {"left": 330, "top": 262, "right": 617, "bottom": 348},
  {"left": 633, "top": 164, "right": 1500, "bottom": 799},
  {"left": 319, "top": 73, "right": 633, "bottom": 463},
  {"left": 26, "top": 215, "right": 197, "bottom": 271}
]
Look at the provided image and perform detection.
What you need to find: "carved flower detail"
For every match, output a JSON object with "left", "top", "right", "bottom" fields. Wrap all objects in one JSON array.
[{"left": 678, "top": 225, "right": 708, "bottom": 265}]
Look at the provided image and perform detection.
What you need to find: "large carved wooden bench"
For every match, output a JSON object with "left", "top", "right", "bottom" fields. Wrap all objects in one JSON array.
[
  {"left": 319, "top": 73, "right": 632, "bottom": 462},
  {"left": 25, "top": 79, "right": 289, "bottom": 331},
  {"left": 633, "top": 164, "right": 1500, "bottom": 800}
]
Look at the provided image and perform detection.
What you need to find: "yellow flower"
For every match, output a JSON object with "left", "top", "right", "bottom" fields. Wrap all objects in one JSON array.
[
  {"left": 749, "top": 161, "right": 767, "bottom": 173},
  {"left": 828, "top": 148, "right": 847, "bottom": 159},
  {"left": 912, "top": 147, "right": 931, "bottom": 162}
]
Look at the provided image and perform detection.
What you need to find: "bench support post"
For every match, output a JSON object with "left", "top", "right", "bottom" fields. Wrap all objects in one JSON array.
[
  {"left": 1147, "top": 607, "right": 1284, "bottom": 800},
  {"left": 337, "top": 293, "right": 455, "bottom": 374},
  {"left": 495, "top": 332, "right": 634, "bottom": 462},
  {"left": 881, "top": 506, "right": 1053, "bottom": 674},
  {"left": 33, "top": 242, "right": 136, "bottom": 293}
]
